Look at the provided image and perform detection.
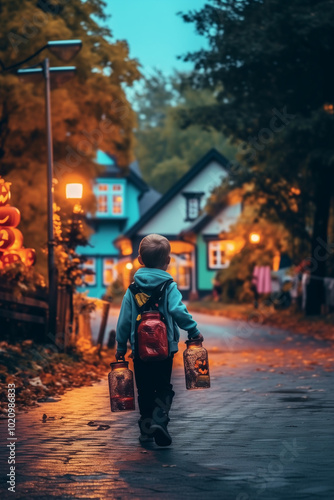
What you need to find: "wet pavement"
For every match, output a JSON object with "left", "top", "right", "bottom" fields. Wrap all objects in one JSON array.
[{"left": 0, "top": 312, "right": 333, "bottom": 500}]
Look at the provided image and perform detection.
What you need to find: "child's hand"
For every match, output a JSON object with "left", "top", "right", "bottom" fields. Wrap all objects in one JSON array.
[
  {"left": 192, "top": 333, "right": 204, "bottom": 342},
  {"left": 115, "top": 351, "right": 125, "bottom": 361}
]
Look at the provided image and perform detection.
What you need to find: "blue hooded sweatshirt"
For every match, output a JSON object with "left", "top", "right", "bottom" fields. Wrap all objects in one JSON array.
[{"left": 116, "top": 267, "right": 200, "bottom": 355}]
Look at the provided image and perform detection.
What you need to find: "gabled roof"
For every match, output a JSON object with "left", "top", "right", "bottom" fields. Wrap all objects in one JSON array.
[
  {"left": 124, "top": 148, "right": 230, "bottom": 238},
  {"left": 139, "top": 187, "right": 162, "bottom": 215},
  {"left": 96, "top": 151, "right": 149, "bottom": 193}
]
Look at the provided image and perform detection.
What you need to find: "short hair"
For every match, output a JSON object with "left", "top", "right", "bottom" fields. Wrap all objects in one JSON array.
[{"left": 139, "top": 234, "right": 171, "bottom": 268}]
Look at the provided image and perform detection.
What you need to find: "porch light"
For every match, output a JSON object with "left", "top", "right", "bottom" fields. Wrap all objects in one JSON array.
[{"left": 125, "top": 262, "right": 133, "bottom": 270}]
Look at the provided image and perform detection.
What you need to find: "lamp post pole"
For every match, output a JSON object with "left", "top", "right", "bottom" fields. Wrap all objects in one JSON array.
[
  {"left": 43, "top": 56, "right": 57, "bottom": 340},
  {"left": 1, "top": 39, "right": 82, "bottom": 343}
]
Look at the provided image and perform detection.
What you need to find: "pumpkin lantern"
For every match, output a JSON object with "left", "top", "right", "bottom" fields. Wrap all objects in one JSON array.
[
  {"left": 183, "top": 338, "right": 211, "bottom": 390},
  {"left": 0, "top": 206, "right": 21, "bottom": 228},
  {"left": 8, "top": 228, "right": 23, "bottom": 251},
  {"left": 0, "top": 177, "right": 36, "bottom": 268},
  {"left": 1, "top": 251, "right": 22, "bottom": 266},
  {"left": 0, "top": 228, "right": 16, "bottom": 251},
  {"left": 108, "top": 361, "right": 135, "bottom": 412},
  {"left": 0, "top": 179, "right": 11, "bottom": 206},
  {"left": 19, "top": 248, "right": 36, "bottom": 267}
]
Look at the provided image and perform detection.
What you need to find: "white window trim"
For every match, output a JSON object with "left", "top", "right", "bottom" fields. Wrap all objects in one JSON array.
[
  {"left": 208, "top": 241, "right": 233, "bottom": 270},
  {"left": 103, "top": 258, "right": 118, "bottom": 286},
  {"left": 84, "top": 257, "right": 96, "bottom": 286},
  {"left": 95, "top": 183, "right": 124, "bottom": 217}
]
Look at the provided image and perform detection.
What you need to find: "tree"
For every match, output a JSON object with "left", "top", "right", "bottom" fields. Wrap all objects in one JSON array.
[
  {"left": 179, "top": 0, "right": 334, "bottom": 314},
  {"left": 0, "top": 0, "right": 141, "bottom": 276},
  {"left": 134, "top": 70, "right": 235, "bottom": 192}
]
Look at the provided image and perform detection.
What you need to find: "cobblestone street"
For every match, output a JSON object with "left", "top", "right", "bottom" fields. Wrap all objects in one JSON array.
[{"left": 1, "top": 313, "right": 333, "bottom": 500}]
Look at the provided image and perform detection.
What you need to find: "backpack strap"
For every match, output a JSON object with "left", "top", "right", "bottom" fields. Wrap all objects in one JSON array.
[
  {"left": 129, "top": 279, "right": 173, "bottom": 312},
  {"left": 129, "top": 279, "right": 174, "bottom": 359}
]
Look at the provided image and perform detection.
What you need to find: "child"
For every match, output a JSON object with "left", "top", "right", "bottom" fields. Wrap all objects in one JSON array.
[{"left": 115, "top": 234, "right": 203, "bottom": 446}]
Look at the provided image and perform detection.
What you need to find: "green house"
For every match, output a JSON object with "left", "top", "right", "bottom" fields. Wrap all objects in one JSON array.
[{"left": 116, "top": 149, "right": 242, "bottom": 298}]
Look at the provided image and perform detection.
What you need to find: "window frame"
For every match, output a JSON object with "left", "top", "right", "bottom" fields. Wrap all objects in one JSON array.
[
  {"left": 207, "top": 240, "right": 235, "bottom": 270},
  {"left": 83, "top": 257, "right": 96, "bottom": 286},
  {"left": 169, "top": 253, "right": 191, "bottom": 290},
  {"left": 95, "top": 183, "right": 125, "bottom": 217},
  {"left": 103, "top": 257, "right": 118, "bottom": 286},
  {"left": 182, "top": 192, "right": 205, "bottom": 222}
]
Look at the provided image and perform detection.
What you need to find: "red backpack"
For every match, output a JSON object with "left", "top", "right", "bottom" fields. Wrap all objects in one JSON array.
[{"left": 129, "top": 279, "right": 173, "bottom": 362}]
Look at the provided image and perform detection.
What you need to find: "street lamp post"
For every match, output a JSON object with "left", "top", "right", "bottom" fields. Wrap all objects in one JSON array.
[
  {"left": 44, "top": 55, "right": 58, "bottom": 343},
  {"left": 2, "top": 40, "right": 82, "bottom": 342}
]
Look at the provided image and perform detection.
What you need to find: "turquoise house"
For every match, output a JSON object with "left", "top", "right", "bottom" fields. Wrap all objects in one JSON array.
[
  {"left": 116, "top": 149, "right": 243, "bottom": 299},
  {"left": 77, "top": 150, "right": 160, "bottom": 298}
]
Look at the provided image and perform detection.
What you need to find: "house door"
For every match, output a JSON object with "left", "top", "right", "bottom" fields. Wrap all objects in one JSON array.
[{"left": 169, "top": 253, "right": 191, "bottom": 291}]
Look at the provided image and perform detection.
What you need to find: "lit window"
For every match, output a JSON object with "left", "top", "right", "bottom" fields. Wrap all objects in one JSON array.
[
  {"left": 169, "top": 253, "right": 190, "bottom": 290},
  {"left": 208, "top": 240, "right": 236, "bottom": 269},
  {"left": 112, "top": 195, "right": 123, "bottom": 214},
  {"left": 97, "top": 194, "right": 108, "bottom": 213},
  {"left": 83, "top": 258, "right": 96, "bottom": 286},
  {"left": 95, "top": 183, "right": 124, "bottom": 216},
  {"left": 103, "top": 258, "right": 118, "bottom": 286}
]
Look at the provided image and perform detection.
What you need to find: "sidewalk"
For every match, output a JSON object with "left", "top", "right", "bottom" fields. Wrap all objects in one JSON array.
[{"left": 0, "top": 314, "right": 333, "bottom": 499}]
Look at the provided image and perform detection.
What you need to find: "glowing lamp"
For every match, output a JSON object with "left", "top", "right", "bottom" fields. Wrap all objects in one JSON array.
[
  {"left": 66, "top": 183, "right": 83, "bottom": 200},
  {"left": 249, "top": 232, "right": 261, "bottom": 244},
  {"left": 125, "top": 262, "right": 133, "bottom": 270}
]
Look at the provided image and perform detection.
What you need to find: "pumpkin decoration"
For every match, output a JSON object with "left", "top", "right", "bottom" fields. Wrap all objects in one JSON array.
[
  {"left": 8, "top": 228, "right": 23, "bottom": 251},
  {"left": 0, "top": 176, "right": 36, "bottom": 268},
  {"left": 1, "top": 251, "right": 22, "bottom": 266},
  {"left": 0, "top": 206, "right": 21, "bottom": 228},
  {"left": 0, "top": 228, "right": 16, "bottom": 251},
  {"left": 0, "top": 178, "right": 11, "bottom": 206},
  {"left": 19, "top": 248, "right": 36, "bottom": 267}
]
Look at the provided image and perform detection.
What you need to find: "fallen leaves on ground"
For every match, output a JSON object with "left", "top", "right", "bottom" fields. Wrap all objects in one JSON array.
[{"left": 0, "top": 340, "right": 112, "bottom": 415}]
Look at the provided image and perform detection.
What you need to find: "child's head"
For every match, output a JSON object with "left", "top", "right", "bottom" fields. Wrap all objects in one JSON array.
[{"left": 138, "top": 234, "right": 171, "bottom": 270}]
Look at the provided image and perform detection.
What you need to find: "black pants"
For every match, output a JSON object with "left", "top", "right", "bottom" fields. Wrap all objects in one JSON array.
[{"left": 134, "top": 356, "right": 175, "bottom": 430}]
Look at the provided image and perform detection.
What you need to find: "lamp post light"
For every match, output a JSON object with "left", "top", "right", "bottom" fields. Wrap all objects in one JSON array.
[{"left": 11, "top": 40, "right": 82, "bottom": 341}]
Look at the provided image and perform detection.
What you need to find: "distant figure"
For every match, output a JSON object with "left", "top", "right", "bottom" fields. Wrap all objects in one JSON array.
[{"left": 115, "top": 234, "right": 203, "bottom": 447}]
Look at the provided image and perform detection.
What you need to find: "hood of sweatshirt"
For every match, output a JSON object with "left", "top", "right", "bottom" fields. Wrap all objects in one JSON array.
[{"left": 134, "top": 267, "right": 174, "bottom": 290}]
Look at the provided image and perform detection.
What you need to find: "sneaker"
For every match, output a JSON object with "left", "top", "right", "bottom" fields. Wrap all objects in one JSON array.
[
  {"left": 139, "top": 433, "right": 154, "bottom": 444},
  {"left": 150, "top": 421, "right": 172, "bottom": 447}
]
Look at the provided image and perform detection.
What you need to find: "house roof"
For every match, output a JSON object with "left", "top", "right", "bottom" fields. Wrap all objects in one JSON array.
[
  {"left": 96, "top": 151, "right": 149, "bottom": 193},
  {"left": 139, "top": 187, "right": 162, "bottom": 215},
  {"left": 124, "top": 148, "right": 230, "bottom": 238}
]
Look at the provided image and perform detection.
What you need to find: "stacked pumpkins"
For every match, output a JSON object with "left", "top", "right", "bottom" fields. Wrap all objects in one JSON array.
[{"left": 0, "top": 177, "right": 36, "bottom": 268}]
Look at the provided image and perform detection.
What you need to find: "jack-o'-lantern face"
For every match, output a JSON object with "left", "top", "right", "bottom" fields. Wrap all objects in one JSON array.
[
  {"left": 1, "top": 251, "right": 22, "bottom": 266},
  {"left": 0, "top": 206, "right": 21, "bottom": 228},
  {"left": 0, "top": 228, "right": 15, "bottom": 250},
  {"left": 0, "top": 179, "right": 11, "bottom": 207},
  {"left": 195, "top": 359, "right": 208, "bottom": 375},
  {"left": 19, "top": 248, "right": 36, "bottom": 267},
  {"left": 9, "top": 228, "right": 23, "bottom": 251}
]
